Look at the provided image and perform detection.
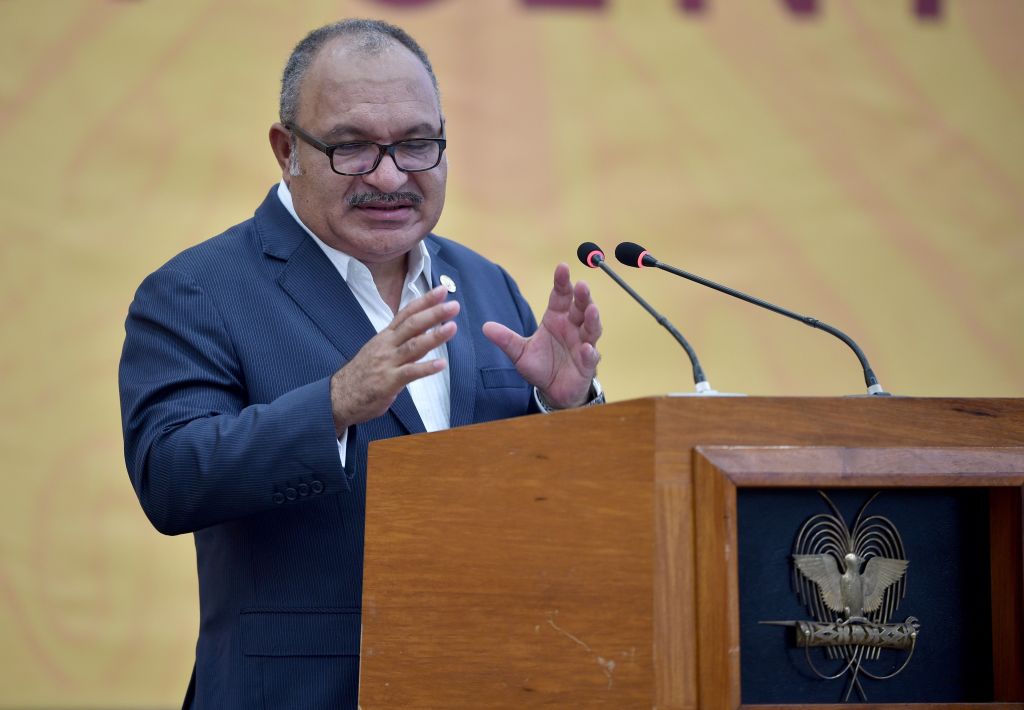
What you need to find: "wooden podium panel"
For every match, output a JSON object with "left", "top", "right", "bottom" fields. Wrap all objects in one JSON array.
[
  {"left": 360, "top": 397, "right": 1024, "bottom": 709},
  {"left": 360, "top": 399, "right": 658, "bottom": 708}
]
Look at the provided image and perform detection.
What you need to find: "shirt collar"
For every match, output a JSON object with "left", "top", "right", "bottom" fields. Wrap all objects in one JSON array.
[{"left": 276, "top": 180, "right": 431, "bottom": 288}]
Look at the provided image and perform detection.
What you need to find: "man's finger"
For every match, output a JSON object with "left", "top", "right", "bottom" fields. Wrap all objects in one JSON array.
[
  {"left": 581, "top": 302, "right": 602, "bottom": 344},
  {"left": 389, "top": 285, "right": 450, "bottom": 330},
  {"left": 392, "top": 298, "right": 460, "bottom": 341},
  {"left": 482, "top": 321, "right": 527, "bottom": 364},
  {"left": 567, "top": 279, "right": 593, "bottom": 327},
  {"left": 578, "top": 341, "right": 601, "bottom": 372},
  {"left": 545, "top": 263, "right": 574, "bottom": 314},
  {"left": 395, "top": 358, "right": 448, "bottom": 386},
  {"left": 395, "top": 321, "right": 457, "bottom": 364}
]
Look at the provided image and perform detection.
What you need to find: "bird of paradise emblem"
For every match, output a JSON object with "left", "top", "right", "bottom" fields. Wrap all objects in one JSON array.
[{"left": 762, "top": 492, "right": 919, "bottom": 702}]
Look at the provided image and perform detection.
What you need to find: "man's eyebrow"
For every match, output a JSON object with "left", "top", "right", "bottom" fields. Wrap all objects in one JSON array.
[{"left": 322, "top": 122, "right": 441, "bottom": 142}]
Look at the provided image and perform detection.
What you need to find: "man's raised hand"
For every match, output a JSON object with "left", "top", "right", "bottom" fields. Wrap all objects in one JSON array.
[
  {"left": 330, "top": 286, "right": 458, "bottom": 435},
  {"left": 482, "top": 263, "right": 602, "bottom": 409}
]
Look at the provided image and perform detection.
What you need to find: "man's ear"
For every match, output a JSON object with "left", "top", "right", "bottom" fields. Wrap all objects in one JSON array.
[{"left": 269, "top": 123, "right": 293, "bottom": 179}]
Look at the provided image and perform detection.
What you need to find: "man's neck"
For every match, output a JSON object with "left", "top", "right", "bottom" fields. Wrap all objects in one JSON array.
[{"left": 365, "top": 255, "right": 409, "bottom": 314}]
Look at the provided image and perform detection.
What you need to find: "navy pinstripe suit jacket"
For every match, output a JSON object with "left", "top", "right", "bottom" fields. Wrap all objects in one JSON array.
[{"left": 119, "top": 187, "right": 539, "bottom": 709}]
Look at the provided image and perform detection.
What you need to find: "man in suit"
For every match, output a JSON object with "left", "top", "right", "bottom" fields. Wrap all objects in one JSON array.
[{"left": 119, "top": 18, "right": 603, "bottom": 709}]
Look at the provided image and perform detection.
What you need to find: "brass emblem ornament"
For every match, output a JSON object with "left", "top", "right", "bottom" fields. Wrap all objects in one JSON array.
[{"left": 761, "top": 492, "right": 919, "bottom": 702}]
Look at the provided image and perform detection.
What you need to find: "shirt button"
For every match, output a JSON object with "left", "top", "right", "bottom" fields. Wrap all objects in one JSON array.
[
  {"left": 297, "top": 483, "right": 309, "bottom": 496},
  {"left": 311, "top": 480, "right": 324, "bottom": 494},
  {"left": 272, "top": 492, "right": 285, "bottom": 504},
  {"left": 285, "top": 487, "right": 297, "bottom": 501}
]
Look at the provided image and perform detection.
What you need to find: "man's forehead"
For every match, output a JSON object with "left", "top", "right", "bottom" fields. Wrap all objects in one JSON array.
[
  {"left": 312, "top": 38, "right": 432, "bottom": 94},
  {"left": 321, "top": 117, "right": 439, "bottom": 142}
]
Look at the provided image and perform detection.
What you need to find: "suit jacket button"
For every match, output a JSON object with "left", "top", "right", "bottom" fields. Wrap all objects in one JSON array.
[
  {"left": 311, "top": 480, "right": 324, "bottom": 494},
  {"left": 297, "top": 483, "right": 309, "bottom": 496},
  {"left": 285, "top": 487, "right": 297, "bottom": 501},
  {"left": 272, "top": 492, "right": 285, "bottom": 504}
]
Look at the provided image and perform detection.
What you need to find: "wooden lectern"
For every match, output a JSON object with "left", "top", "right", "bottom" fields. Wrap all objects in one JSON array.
[{"left": 360, "top": 397, "right": 1024, "bottom": 709}]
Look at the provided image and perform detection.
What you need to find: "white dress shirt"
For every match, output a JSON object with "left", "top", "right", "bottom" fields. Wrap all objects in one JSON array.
[{"left": 276, "top": 181, "right": 451, "bottom": 466}]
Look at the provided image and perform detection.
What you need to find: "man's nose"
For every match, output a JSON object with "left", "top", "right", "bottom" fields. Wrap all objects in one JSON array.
[{"left": 360, "top": 153, "right": 407, "bottom": 193}]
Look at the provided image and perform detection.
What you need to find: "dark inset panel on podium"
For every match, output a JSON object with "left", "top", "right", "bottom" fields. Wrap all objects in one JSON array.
[
  {"left": 737, "top": 487, "right": 994, "bottom": 704},
  {"left": 692, "top": 444, "right": 1024, "bottom": 709}
]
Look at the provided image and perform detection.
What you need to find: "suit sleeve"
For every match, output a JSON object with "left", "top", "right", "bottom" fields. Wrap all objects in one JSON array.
[{"left": 119, "top": 267, "right": 345, "bottom": 535}]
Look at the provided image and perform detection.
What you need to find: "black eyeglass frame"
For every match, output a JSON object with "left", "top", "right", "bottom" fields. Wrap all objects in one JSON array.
[{"left": 284, "top": 123, "right": 447, "bottom": 176}]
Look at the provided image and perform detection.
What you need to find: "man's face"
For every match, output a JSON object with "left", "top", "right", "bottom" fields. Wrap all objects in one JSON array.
[{"left": 279, "top": 39, "right": 447, "bottom": 265}]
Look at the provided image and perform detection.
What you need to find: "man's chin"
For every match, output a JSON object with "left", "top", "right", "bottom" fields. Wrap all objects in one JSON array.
[{"left": 342, "top": 223, "right": 427, "bottom": 259}]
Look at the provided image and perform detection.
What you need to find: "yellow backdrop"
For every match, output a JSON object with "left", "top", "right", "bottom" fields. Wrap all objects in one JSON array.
[{"left": 1, "top": 0, "right": 1021, "bottom": 706}]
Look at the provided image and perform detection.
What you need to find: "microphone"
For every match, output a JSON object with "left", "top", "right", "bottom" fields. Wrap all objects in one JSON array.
[
  {"left": 576, "top": 242, "right": 715, "bottom": 394},
  {"left": 614, "top": 241, "right": 889, "bottom": 396}
]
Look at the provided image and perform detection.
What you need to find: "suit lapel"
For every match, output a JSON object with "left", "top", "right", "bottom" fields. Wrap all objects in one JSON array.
[
  {"left": 256, "top": 189, "right": 426, "bottom": 436},
  {"left": 276, "top": 238, "right": 376, "bottom": 363},
  {"left": 428, "top": 240, "right": 477, "bottom": 428}
]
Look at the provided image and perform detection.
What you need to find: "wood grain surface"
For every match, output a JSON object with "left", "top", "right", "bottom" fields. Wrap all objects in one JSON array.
[{"left": 361, "top": 397, "right": 1024, "bottom": 709}]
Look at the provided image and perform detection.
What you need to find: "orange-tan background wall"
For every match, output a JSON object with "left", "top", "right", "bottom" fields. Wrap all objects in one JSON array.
[{"left": 1, "top": 0, "right": 1021, "bottom": 706}]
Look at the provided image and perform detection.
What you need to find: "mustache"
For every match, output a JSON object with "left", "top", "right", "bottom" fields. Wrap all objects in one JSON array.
[{"left": 347, "top": 191, "right": 424, "bottom": 207}]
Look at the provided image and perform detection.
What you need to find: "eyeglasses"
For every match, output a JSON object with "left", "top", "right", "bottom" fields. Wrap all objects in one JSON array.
[{"left": 285, "top": 123, "right": 447, "bottom": 176}]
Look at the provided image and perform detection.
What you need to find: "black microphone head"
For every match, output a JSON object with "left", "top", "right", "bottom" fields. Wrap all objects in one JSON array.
[
  {"left": 615, "top": 241, "right": 654, "bottom": 268},
  {"left": 576, "top": 242, "right": 605, "bottom": 268}
]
